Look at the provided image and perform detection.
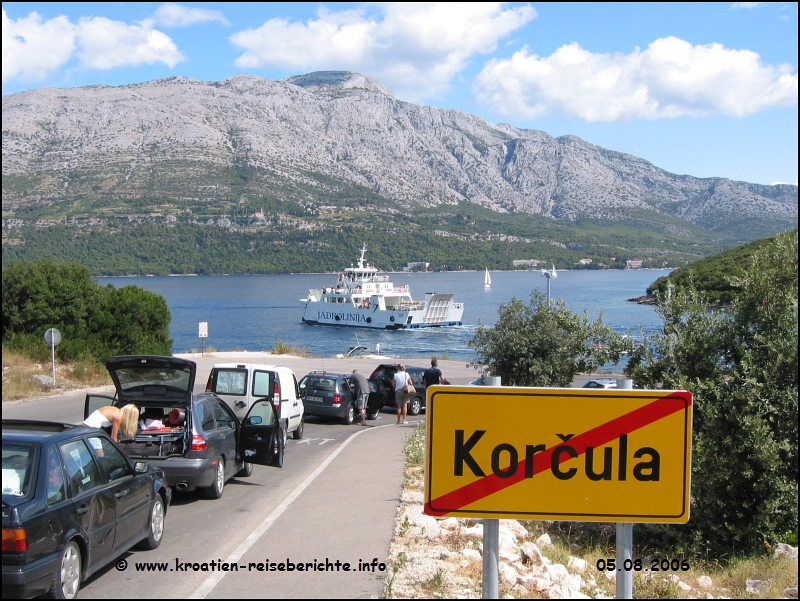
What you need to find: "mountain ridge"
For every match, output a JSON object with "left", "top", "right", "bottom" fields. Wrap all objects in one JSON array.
[{"left": 2, "top": 71, "right": 797, "bottom": 244}]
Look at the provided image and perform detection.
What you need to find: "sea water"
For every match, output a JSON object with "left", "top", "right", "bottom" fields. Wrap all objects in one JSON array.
[{"left": 97, "top": 269, "right": 667, "bottom": 362}]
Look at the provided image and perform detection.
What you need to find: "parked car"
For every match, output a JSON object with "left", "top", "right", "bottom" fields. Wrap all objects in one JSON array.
[
  {"left": 206, "top": 363, "right": 305, "bottom": 441},
  {"left": 368, "top": 364, "right": 449, "bottom": 417},
  {"left": 582, "top": 379, "right": 619, "bottom": 389},
  {"left": 85, "top": 356, "right": 284, "bottom": 501},
  {"left": 2, "top": 420, "right": 171, "bottom": 599},
  {"left": 298, "top": 373, "right": 382, "bottom": 424}
]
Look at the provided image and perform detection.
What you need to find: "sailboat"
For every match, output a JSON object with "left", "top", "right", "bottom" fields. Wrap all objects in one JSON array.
[{"left": 483, "top": 268, "right": 491, "bottom": 289}]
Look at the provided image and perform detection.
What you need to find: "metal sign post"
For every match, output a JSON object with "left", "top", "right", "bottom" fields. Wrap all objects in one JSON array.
[
  {"left": 616, "top": 377, "right": 635, "bottom": 599},
  {"left": 199, "top": 322, "right": 208, "bottom": 356},
  {"left": 482, "top": 518, "right": 499, "bottom": 599},
  {"left": 43, "top": 328, "right": 61, "bottom": 385}
]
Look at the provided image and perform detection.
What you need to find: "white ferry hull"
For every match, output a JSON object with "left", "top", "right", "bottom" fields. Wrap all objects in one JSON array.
[{"left": 302, "top": 298, "right": 464, "bottom": 329}]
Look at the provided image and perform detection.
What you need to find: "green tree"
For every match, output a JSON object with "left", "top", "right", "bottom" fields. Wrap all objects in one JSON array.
[
  {"left": 467, "top": 290, "right": 631, "bottom": 387},
  {"left": 3, "top": 259, "right": 173, "bottom": 361},
  {"left": 626, "top": 229, "right": 798, "bottom": 554}
]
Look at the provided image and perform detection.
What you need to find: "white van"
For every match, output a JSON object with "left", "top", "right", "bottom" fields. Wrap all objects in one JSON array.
[{"left": 206, "top": 363, "right": 304, "bottom": 440}]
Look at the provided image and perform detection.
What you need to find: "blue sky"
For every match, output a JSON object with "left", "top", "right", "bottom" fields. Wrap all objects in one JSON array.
[{"left": 3, "top": 2, "right": 797, "bottom": 186}]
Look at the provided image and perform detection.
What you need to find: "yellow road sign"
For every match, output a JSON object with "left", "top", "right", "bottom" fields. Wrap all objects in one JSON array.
[{"left": 424, "top": 386, "right": 692, "bottom": 523}]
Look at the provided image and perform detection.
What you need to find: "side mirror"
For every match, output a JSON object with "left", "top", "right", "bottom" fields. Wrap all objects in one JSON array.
[
  {"left": 134, "top": 461, "right": 149, "bottom": 474},
  {"left": 246, "top": 416, "right": 263, "bottom": 425}
]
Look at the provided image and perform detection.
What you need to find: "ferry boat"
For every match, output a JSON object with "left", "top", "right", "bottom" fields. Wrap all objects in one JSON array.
[{"left": 301, "top": 245, "right": 464, "bottom": 329}]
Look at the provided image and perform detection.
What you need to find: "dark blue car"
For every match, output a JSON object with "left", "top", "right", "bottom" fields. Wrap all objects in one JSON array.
[{"left": 2, "top": 420, "right": 171, "bottom": 599}]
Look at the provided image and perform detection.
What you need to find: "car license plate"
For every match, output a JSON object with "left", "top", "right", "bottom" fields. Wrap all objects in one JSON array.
[
  {"left": 368, "top": 382, "right": 377, "bottom": 392},
  {"left": 306, "top": 395, "right": 323, "bottom": 403}
]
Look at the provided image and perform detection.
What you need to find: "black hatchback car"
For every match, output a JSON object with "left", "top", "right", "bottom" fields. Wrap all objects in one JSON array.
[
  {"left": 368, "top": 364, "right": 449, "bottom": 417},
  {"left": 85, "top": 356, "right": 285, "bottom": 500},
  {"left": 298, "top": 373, "right": 382, "bottom": 424},
  {"left": 2, "top": 420, "right": 171, "bottom": 599}
]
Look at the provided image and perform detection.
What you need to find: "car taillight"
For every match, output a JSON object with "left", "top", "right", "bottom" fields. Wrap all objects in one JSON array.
[
  {"left": 191, "top": 434, "right": 207, "bottom": 451},
  {"left": 273, "top": 381, "right": 281, "bottom": 412},
  {"left": 205, "top": 374, "right": 212, "bottom": 392},
  {"left": 2, "top": 528, "right": 28, "bottom": 552},
  {"left": 332, "top": 393, "right": 341, "bottom": 406}
]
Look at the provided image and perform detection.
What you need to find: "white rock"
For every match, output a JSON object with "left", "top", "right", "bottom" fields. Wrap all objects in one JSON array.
[
  {"left": 678, "top": 581, "right": 692, "bottom": 591},
  {"left": 499, "top": 534, "right": 521, "bottom": 562},
  {"left": 536, "top": 533, "right": 554, "bottom": 549},
  {"left": 746, "top": 579, "right": 769, "bottom": 595},
  {"left": 463, "top": 524, "right": 484, "bottom": 537},
  {"left": 500, "top": 519, "right": 529, "bottom": 540},
  {"left": 439, "top": 517, "right": 459, "bottom": 530},
  {"left": 783, "top": 587, "right": 798, "bottom": 598},
  {"left": 666, "top": 574, "right": 682, "bottom": 584},
  {"left": 518, "top": 575, "right": 552, "bottom": 591},
  {"left": 773, "top": 543, "right": 798, "bottom": 561},
  {"left": 499, "top": 562, "right": 519, "bottom": 586},
  {"left": 462, "top": 549, "right": 481, "bottom": 560},
  {"left": 605, "top": 570, "right": 616, "bottom": 580},
  {"left": 546, "top": 563, "right": 571, "bottom": 583},
  {"left": 567, "top": 556, "right": 588, "bottom": 573},
  {"left": 520, "top": 542, "right": 545, "bottom": 566},
  {"left": 697, "top": 575, "right": 713, "bottom": 589},
  {"left": 548, "top": 581, "right": 590, "bottom": 599}
]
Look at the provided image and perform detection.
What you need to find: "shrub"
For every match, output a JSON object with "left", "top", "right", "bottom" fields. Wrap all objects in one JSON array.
[
  {"left": 468, "top": 290, "right": 631, "bottom": 387},
  {"left": 3, "top": 259, "right": 172, "bottom": 361},
  {"left": 626, "top": 230, "right": 798, "bottom": 555}
]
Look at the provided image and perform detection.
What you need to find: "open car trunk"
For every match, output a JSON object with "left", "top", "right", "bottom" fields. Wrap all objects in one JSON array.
[{"left": 85, "top": 394, "right": 191, "bottom": 459}]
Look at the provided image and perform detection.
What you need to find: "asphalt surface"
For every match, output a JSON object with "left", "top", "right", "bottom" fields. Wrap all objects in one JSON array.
[{"left": 3, "top": 353, "right": 620, "bottom": 599}]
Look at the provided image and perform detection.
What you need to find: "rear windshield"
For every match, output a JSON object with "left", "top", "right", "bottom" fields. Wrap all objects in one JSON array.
[
  {"left": 299, "top": 376, "right": 337, "bottom": 392},
  {"left": 2, "top": 443, "right": 35, "bottom": 498},
  {"left": 211, "top": 369, "right": 248, "bottom": 396},
  {"left": 113, "top": 366, "right": 192, "bottom": 392}
]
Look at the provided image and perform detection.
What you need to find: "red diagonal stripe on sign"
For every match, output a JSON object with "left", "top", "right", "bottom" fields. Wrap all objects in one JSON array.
[{"left": 425, "top": 392, "right": 690, "bottom": 516}]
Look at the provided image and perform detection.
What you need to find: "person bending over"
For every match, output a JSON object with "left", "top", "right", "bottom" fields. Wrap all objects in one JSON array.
[{"left": 83, "top": 405, "right": 139, "bottom": 443}]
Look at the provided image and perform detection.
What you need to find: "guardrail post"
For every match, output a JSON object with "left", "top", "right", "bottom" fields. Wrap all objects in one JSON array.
[{"left": 482, "top": 518, "right": 499, "bottom": 598}]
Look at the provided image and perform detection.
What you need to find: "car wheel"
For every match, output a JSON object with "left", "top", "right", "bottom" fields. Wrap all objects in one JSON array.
[
  {"left": 281, "top": 421, "right": 288, "bottom": 447},
  {"left": 138, "top": 494, "right": 165, "bottom": 550},
  {"left": 342, "top": 403, "right": 355, "bottom": 425},
  {"left": 408, "top": 396, "right": 422, "bottom": 416},
  {"left": 235, "top": 462, "right": 253, "bottom": 478},
  {"left": 292, "top": 416, "right": 304, "bottom": 440},
  {"left": 48, "top": 539, "right": 81, "bottom": 599},
  {"left": 204, "top": 458, "right": 225, "bottom": 499},
  {"left": 366, "top": 405, "right": 380, "bottom": 420},
  {"left": 273, "top": 432, "right": 285, "bottom": 468}
]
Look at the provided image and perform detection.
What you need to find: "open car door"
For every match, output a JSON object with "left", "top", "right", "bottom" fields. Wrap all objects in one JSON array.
[
  {"left": 238, "top": 398, "right": 284, "bottom": 468},
  {"left": 84, "top": 393, "right": 119, "bottom": 419}
]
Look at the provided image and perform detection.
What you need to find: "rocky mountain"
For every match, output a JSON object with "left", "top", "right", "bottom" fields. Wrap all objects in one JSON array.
[{"left": 2, "top": 71, "right": 797, "bottom": 241}]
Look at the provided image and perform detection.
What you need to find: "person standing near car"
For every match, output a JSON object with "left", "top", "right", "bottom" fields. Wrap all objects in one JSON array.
[
  {"left": 393, "top": 364, "right": 413, "bottom": 425},
  {"left": 423, "top": 358, "right": 445, "bottom": 388},
  {"left": 351, "top": 369, "right": 369, "bottom": 426}
]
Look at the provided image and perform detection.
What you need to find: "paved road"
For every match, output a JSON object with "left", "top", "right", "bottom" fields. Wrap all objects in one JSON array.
[{"left": 3, "top": 353, "right": 620, "bottom": 598}]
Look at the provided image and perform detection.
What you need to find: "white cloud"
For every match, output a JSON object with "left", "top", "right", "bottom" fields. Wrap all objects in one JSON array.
[
  {"left": 2, "top": 9, "right": 76, "bottom": 82},
  {"left": 154, "top": 3, "right": 229, "bottom": 27},
  {"left": 2, "top": 9, "right": 184, "bottom": 83},
  {"left": 473, "top": 37, "right": 798, "bottom": 122},
  {"left": 76, "top": 17, "right": 184, "bottom": 70},
  {"left": 731, "top": 2, "right": 767, "bottom": 9},
  {"left": 230, "top": 2, "right": 535, "bottom": 101}
]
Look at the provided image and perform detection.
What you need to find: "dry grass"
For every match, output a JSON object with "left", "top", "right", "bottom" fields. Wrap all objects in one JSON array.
[{"left": 2, "top": 348, "right": 111, "bottom": 402}]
